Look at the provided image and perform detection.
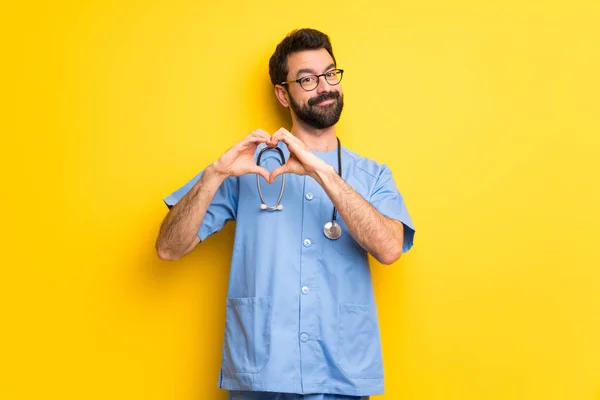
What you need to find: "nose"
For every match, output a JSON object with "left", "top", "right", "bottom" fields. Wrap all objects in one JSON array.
[{"left": 315, "top": 75, "right": 333, "bottom": 94}]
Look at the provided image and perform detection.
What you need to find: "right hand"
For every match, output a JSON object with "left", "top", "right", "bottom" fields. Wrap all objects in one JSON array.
[{"left": 211, "top": 129, "right": 272, "bottom": 182}]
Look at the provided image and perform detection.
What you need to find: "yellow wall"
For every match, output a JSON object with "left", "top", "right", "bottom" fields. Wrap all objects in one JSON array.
[{"left": 2, "top": 0, "right": 599, "bottom": 399}]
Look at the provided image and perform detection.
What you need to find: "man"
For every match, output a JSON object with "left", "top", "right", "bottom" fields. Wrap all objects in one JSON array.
[{"left": 156, "top": 28, "right": 415, "bottom": 400}]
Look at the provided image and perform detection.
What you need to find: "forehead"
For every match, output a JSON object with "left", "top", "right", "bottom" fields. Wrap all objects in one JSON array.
[{"left": 286, "top": 48, "right": 335, "bottom": 77}]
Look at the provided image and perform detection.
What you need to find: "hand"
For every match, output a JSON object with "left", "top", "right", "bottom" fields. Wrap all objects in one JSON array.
[
  {"left": 211, "top": 129, "right": 271, "bottom": 181},
  {"left": 267, "top": 128, "right": 331, "bottom": 183}
]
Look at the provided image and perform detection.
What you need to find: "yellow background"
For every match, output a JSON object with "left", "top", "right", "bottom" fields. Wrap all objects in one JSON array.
[{"left": 2, "top": 0, "right": 599, "bottom": 399}]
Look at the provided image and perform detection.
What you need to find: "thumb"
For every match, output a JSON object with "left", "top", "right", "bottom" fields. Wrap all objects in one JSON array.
[
  {"left": 269, "top": 165, "right": 290, "bottom": 184},
  {"left": 249, "top": 166, "right": 271, "bottom": 182}
]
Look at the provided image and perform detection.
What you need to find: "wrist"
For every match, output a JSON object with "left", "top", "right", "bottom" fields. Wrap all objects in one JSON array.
[
  {"left": 205, "top": 163, "right": 229, "bottom": 184},
  {"left": 312, "top": 164, "right": 337, "bottom": 186}
]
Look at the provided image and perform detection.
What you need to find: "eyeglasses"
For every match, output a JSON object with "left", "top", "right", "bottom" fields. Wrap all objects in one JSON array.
[{"left": 280, "top": 69, "right": 344, "bottom": 91}]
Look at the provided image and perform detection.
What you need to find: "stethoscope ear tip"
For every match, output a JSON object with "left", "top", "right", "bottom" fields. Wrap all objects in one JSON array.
[
  {"left": 260, "top": 204, "right": 267, "bottom": 210},
  {"left": 276, "top": 204, "right": 284, "bottom": 211}
]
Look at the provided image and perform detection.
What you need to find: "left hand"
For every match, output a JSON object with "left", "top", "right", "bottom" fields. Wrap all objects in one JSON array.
[{"left": 267, "top": 128, "right": 330, "bottom": 183}]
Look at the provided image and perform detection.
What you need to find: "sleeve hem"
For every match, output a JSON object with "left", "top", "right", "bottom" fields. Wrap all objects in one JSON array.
[{"left": 380, "top": 212, "right": 416, "bottom": 254}]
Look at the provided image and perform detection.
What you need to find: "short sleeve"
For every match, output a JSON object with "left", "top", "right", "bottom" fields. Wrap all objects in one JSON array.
[
  {"left": 163, "top": 170, "right": 239, "bottom": 242},
  {"left": 368, "top": 165, "right": 416, "bottom": 253}
]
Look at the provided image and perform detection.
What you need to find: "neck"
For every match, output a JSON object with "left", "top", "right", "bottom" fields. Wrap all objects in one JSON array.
[{"left": 290, "top": 119, "right": 338, "bottom": 152}]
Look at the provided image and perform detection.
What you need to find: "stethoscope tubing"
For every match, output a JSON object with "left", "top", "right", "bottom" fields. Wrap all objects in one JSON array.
[
  {"left": 255, "top": 138, "right": 343, "bottom": 239},
  {"left": 256, "top": 146, "right": 286, "bottom": 211}
]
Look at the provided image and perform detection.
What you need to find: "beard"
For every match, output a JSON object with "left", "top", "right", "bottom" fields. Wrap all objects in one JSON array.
[{"left": 288, "top": 90, "right": 344, "bottom": 130}]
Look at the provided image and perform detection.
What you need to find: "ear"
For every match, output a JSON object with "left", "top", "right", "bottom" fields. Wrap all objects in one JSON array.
[{"left": 274, "top": 85, "right": 290, "bottom": 108}]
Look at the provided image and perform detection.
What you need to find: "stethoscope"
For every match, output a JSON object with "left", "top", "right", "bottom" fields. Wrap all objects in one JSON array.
[{"left": 256, "top": 138, "right": 343, "bottom": 240}]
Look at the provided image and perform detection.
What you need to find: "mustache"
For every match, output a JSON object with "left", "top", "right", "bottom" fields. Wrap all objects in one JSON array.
[{"left": 308, "top": 91, "right": 340, "bottom": 107}]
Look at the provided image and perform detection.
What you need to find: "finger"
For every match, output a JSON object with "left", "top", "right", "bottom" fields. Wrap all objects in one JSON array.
[
  {"left": 274, "top": 128, "right": 307, "bottom": 150},
  {"left": 250, "top": 129, "right": 271, "bottom": 141},
  {"left": 268, "top": 132, "right": 283, "bottom": 147},
  {"left": 237, "top": 130, "right": 270, "bottom": 149},
  {"left": 269, "top": 165, "right": 290, "bottom": 184},
  {"left": 272, "top": 127, "right": 291, "bottom": 137},
  {"left": 248, "top": 129, "right": 271, "bottom": 143},
  {"left": 273, "top": 133, "right": 308, "bottom": 157},
  {"left": 277, "top": 128, "right": 299, "bottom": 143},
  {"left": 270, "top": 127, "right": 292, "bottom": 145},
  {"left": 266, "top": 134, "right": 277, "bottom": 148},
  {"left": 268, "top": 137, "right": 279, "bottom": 148},
  {"left": 247, "top": 137, "right": 270, "bottom": 145},
  {"left": 269, "top": 134, "right": 287, "bottom": 149},
  {"left": 238, "top": 134, "right": 269, "bottom": 150},
  {"left": 249, "top": 166, "right": 271, "bottom": 182}
]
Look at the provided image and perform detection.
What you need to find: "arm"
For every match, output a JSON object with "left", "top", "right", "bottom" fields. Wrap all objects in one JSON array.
[
  {"left": 313, "top": 166, "right": 404, "bottom": 264},
  {"left": 156, "top": 165, "right": 225, "bottom": 261},
  {"left": 156, "top": 130, "right": 272, "bottom": 261}
]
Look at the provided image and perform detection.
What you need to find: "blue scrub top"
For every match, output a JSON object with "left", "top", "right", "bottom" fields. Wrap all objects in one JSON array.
[{"left": 163, "top": 143, "right": 415, "bottom": 396}]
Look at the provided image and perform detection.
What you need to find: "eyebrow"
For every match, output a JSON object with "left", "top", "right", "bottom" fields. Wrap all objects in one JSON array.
[{"left": 295, "top": 63, "right": 336, "bottom": 78}]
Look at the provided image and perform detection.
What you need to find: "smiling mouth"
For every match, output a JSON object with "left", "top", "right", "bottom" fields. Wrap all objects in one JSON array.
[{"left": 314, "top": 99, "right": 335, "bottom": 106}]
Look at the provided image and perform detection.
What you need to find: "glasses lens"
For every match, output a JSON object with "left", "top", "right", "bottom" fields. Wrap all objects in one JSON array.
[
  {"left": 325, "top": 70, "right": 343, "bottom": 85},
  {"left": 299, "top": 75, "right": 318, "bottom": 91}
]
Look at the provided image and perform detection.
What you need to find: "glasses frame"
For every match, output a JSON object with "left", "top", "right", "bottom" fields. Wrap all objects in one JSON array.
[{"left": 280, "top": 69, "right": 344, "bottom": 91}]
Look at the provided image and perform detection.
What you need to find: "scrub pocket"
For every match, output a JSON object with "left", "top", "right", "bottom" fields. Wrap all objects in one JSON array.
[
  {"left": 223, "top": 297, "right": 272, "bottom": 374},
  {"left": 337, "top": 303, "right": 383, "bottom": 379}
]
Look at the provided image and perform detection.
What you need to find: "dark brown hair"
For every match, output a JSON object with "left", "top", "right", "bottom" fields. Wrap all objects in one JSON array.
[{"left": 269, "top": 28, "right": 336, "bottom": 86}]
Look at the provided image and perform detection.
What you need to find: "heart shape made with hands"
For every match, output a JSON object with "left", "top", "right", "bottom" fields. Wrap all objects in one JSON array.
[{"left": 260, "top": 128, "right": 329, "bottom": 184}]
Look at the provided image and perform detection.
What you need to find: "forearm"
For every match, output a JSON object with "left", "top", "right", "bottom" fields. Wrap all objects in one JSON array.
[
  {"left": 313, "top": 166, "right": 404, "bottom": 264},
  {"left": 156, "top": 164, "right": 226, "bottom": 260}
]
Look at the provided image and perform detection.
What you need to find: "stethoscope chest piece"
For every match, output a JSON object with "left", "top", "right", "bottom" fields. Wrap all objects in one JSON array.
[{"left": 323, "top": 221, "right": 342, "bottom": 240}]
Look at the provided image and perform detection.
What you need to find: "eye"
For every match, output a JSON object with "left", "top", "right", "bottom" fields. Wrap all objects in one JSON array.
[
  {"left": 325, "top": 71, "right": 336, "bottom": 78},
  {"left": 300, "top": 76, "right": 316, "bottom": 84}
]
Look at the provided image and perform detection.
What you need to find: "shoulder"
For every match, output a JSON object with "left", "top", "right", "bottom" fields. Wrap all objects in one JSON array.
[{"left": 342, "top": 146, "right": 390, "bottom": 181}]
